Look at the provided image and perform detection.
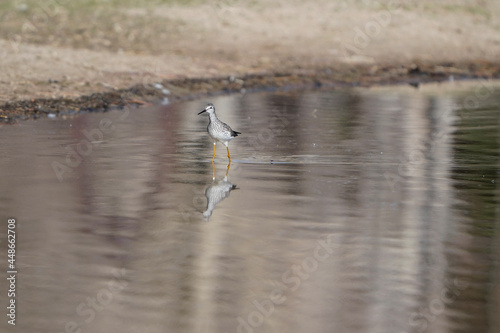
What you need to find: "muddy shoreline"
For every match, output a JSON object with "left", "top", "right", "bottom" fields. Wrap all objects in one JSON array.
[{"left": 1, "top": 61, "right": 499, "bottom": 124}]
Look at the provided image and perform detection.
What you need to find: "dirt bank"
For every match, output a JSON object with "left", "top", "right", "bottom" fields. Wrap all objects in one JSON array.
[{"left": 1, "top": 0, "right": 500, "bottom": 122}]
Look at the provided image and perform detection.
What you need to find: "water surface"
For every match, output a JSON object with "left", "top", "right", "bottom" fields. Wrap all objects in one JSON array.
[{"left": 1, "top": 81, "right": 500, "bottom": 333}]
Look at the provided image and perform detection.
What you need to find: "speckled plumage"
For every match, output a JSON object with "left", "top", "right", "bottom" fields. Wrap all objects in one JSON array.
[
  {"left": 207, "top": 112, "right": 239, "bottom": 146},
  {"left": 198, "top": 103, "right": 241, "bottom": 162}
]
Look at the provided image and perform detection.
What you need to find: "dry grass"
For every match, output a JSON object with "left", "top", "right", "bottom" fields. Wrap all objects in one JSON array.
[
  {"left": 2, "top": 0, "right": 498, "bottom": 58},
  {"left": 1, "top": 0, "right": 499, "bottom": 102}
]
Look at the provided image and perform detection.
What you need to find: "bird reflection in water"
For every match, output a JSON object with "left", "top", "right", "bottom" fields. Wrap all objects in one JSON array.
[{"left": 202, "top": 162, "right": 238, "bottom": 221}]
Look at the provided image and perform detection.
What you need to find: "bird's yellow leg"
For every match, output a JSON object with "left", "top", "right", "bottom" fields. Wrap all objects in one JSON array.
[
  {"left": 212, "top": 143, "right": 216, "bottom": 162},
  {"left": 226, "top": 146, "right": 231, "bottom": 162},
  {"left": 212, "top": 160, "right": 215, "bottom": 180},
  {"left": 226, "top": 160, "right": 231, "bottom": 176}
]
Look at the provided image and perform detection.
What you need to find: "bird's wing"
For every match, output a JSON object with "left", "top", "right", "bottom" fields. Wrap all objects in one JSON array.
[{"left": 221, "top": 122, "right": 235, "bottom": 135}]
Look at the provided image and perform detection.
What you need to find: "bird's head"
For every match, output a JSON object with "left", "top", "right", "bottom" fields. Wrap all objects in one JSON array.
[{"left": 198, "top": 103, "right": 215, "bottom": 115}]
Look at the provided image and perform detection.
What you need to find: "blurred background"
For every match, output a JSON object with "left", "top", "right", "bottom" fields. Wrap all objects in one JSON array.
[
  {"left": 1, "top": 1, "right": 500, "bottom": 333},
  {"left": 1, "top": 0, "right": 500, "bottom": 102}
]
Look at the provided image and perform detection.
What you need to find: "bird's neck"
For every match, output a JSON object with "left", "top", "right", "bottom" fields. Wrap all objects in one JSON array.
[{"left": 208, "top": 112, "right": 219, "bottom": 123}]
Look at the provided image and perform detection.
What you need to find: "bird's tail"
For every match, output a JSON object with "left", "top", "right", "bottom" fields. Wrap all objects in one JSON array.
[{"left": 232, "top": 131, "right": 241, "bottom": 137}]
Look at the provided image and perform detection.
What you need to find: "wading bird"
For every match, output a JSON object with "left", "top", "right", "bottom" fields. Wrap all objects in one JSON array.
[{"left": 198, "top": 103, "right": 241, "bottom": 163}]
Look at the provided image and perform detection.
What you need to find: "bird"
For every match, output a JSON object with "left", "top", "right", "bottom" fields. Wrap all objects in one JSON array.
[
  {"left": 202, "top": 175, "right": 238, "bottom": 221},
  {"left": 198, "top": 103, "right": 241, "bottom": 163}
]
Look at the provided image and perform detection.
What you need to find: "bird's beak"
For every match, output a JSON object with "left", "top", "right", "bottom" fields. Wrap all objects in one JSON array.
[{"left": 198, "top": 109, "right": 206, "bottom": 115}]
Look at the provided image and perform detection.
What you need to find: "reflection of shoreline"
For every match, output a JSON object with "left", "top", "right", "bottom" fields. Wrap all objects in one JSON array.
[{"left": 203, "top": 163, "right": 238, "bottom": 221}]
